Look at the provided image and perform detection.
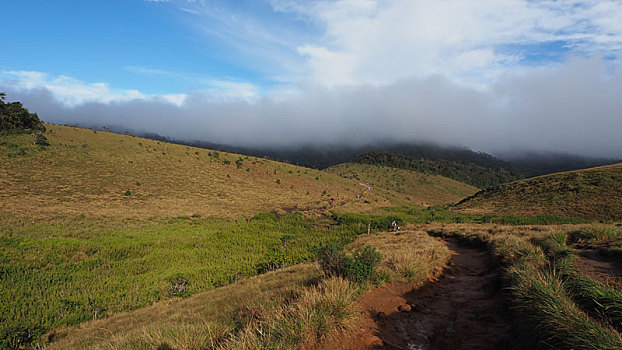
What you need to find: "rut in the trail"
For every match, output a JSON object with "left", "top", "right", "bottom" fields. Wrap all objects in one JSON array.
[{"left": 361, "top": 239, "right": 512, "bottom": 350}]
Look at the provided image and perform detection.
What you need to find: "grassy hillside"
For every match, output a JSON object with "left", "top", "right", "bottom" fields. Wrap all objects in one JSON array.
[
  {"left": 0, "top": 125, "right": 410, "bottom": 346},
  {"left": 355, "top": 151, "right": 521, "bottom": 189},
  {"left": 456, "top": 163, "right": 622, "bottom": 220},
  {"left": 0, "top": 124, "right": 389, "bottom": 218},
  {"left": 326, "top": 163, "right": 478, "bottom": 206}
]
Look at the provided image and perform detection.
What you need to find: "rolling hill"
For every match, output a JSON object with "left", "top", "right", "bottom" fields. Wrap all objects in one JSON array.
[
  {"left": 326, "top": 163, "right": 478, "bottom": 206},
  {"left": 355, "top": 151, "right": 522, "bottom": 189},
  {"left": 0, "top": 124, "right": 393, "bottom": 218},
  {"left": 455, "top": 163, "right": 622, "bottom": 220}
]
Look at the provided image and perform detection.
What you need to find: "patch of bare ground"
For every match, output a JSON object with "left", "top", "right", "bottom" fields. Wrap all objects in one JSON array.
[
  {"left": 574, "top": 248, "right": 622, "bottom": 290},
  {"left": 326, "top": 239, "right": 512, "bottom": 350}
]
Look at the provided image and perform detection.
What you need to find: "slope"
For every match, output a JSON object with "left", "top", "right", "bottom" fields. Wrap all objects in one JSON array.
[
  {"left": 326, "top": 163, "right": 478, "bottom": 206},
  {"left": 455, "top": 163, "right": 622, "bottom": 220},
  {"left": 355, "top": 151, "right": 521, "bottom": 189},
  {"left": 0, "top": 124, "right": 389, "bottom": 218}
]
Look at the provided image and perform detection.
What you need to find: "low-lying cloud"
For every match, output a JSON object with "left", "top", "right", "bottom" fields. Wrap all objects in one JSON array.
[{"left": 2, "top": 56, "right": 622, "bottom": 158}]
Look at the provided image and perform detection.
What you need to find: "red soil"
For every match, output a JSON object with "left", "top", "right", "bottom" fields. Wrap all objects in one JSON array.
[{"left": 326, "top": 239, "right": 512, "bottom": 349}]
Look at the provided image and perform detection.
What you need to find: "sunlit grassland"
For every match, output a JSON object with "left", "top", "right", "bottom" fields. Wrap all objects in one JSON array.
[
  {"left": 336, "top": 205, "right": 589, "bottom": 226},
  {"left": 0, "top": 125, "right": 390, "bottom": 218},
  {"left": 326, "top": 163, "right": 478, "bottom": 206},
  {"left": 0, "top": 213, "right": 362, "bottom": 344},
  {"left": 456, "top": 163, "right": 622, "bottom": 220},
  {"left": 47, "top": 228, "right": 449, "bottom": 350}
]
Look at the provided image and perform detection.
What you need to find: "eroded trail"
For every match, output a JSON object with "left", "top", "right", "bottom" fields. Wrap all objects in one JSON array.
[{"left": 339, "top": 239, "right": 512, "bottom": 350}]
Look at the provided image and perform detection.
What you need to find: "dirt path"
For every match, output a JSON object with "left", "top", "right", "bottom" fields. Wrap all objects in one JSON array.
[
  {"left": 332, "top": 239, "right": 512, "bottom": 349},
  {"left": 574, "top": 248, "right": 622, "bottom": 290}
]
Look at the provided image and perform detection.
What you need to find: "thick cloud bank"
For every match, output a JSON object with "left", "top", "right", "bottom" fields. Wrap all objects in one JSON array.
[{"left": 2, "top": 57, "right": 622, "bottom": 158}]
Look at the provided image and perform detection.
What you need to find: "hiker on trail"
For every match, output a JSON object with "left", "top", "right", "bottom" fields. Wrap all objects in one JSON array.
[
  {"left": 329, "top": 198, "right": 334, "bottom": 206},
  {"left": 391, "top": 220, "right": 397, "bottom": 231}
]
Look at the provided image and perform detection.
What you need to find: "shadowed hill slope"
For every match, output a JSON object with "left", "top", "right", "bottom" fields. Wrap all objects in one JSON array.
[
  {"left": 455, "top": 163, "right": 622, "bottom": 220},
  {"left": 355, "top": 151, "right": 521, "bottom": 189},
  {"left": 326, "top": 163, "right": 478, "bottom": 206},
  {"left": 0, "top": 125, "right": 390, "bottom": 218}
]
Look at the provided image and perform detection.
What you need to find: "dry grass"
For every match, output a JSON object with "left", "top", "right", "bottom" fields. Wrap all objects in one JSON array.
[
  {"left": 349, "top": 228, "right": 451, "bottom": 283},
  {"left": 456, "top": 163, "right": 622, "bottom": 220},
  {"left": 0, "top": 125, "right": 392, "bottom": 219},
  {"left": 219, "top": 277, "right": 359, "bottom": 350},
  {"left": 48, "top": 264, "right": 320, "bottom": 349},
  {"left": 326, "top": 163, "right": 478, "bottom": 206}
]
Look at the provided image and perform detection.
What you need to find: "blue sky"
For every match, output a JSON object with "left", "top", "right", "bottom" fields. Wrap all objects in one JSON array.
[
  {"left": 4, "top": 0, "right": 620, "bottom": 99},
  {"left": 1, "top": 0, "right": 295, "bottom": 95},
  {"left": 2, "top": 0, "right": 622, "bottom": 156}
]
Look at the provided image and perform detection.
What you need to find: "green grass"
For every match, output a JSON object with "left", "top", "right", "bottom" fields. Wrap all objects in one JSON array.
[
  {"left": 531, "top": 230, "right": 622, "bottom": 331},
  {"left": 507, "top": 264, "right": 622, "bottom": 350},
  {"left": 0, "top": 213, "right": 367, "bottom": 347},
  {"left": 347, "top": 205, "right": 588, "bottom": 226},
  {"left": 47, "top": 225, "right": 449, "bottom": 349}
]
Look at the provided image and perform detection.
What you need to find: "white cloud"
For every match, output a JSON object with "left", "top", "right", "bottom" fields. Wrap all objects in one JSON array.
[
  {"left": 272, "top": 0, "right": 622, "bottom": 87},
  {"left": 179, "top": 7, "right": 200, "bottom": 15},
  {"left": 0, "top": 71, "right": 147, "bottom": 106},
  {"left": 0, "top": 70, "right": 263, "bottom": 107},
  {"left": 4, "top": 56, "right": 622, "bottom": 158}
]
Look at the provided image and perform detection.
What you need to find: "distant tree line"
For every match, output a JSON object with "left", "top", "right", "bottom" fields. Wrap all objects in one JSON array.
[
  {"left": 0, "top": 93, "right": 45, "bottom": 133},
  {"left": 355, "top": 151, "right": 522, "bottom": 189}
]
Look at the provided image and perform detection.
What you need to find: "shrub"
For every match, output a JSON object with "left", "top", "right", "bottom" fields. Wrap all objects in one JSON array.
[
  {"left": 346, "top": 247, "right": 382, "bottom": 283},
  {"left": 0, "top": 94, "right": 46, "bottom": 133},
  {"left": 317, "top": 244, "right": 348, "bottom": 278},
  {"left": 33, "top": 133, "right": 49, "bottom": 146},
  {"left": 316, "top": 245, "right": 381, "bottom": 284}
]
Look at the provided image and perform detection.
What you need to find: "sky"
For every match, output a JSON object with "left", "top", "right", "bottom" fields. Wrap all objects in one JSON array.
[{"left": 2, "top": 0, "right": 622, "bottom": 157}]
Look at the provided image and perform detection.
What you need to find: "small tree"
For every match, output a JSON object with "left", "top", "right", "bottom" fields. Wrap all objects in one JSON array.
[
  {"left": 33, "top": 133, "right": 49, "bottom": 146},
  {"left": 0, "top": 93, "right": 46, "bottom": 133}
]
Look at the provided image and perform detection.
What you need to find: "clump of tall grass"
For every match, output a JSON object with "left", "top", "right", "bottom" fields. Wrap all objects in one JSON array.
[
  {"left": 548, "top": 247, "right": 622, "bottom": 331},
  {"left": 354, "top": 230, "right": 450, "bottom": 283},
  {"left": 490, "top": 234, "right": 546, "bottom": 268},
  {"left": 567, "top": 224, "right": 621, "bottom": 246},
  {"left": 507, "top": 264, "right": 622, "bottom": 350},
  {"left": 560, "top": 265, "right": 622, "bottom": 330},
  {"left": 526, "top": 228, "right": 622, "bottom": 330},
  {"left": 220, "top": 277, "right": 359, "bottom": 349}
]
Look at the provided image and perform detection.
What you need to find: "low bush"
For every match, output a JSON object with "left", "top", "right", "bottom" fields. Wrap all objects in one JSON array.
[
  {"left": 33, "top": 133, "right": 49, "bottom": 146},
  {"left": 316, "top": 245, "right": 382, "bottom": 284}
]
